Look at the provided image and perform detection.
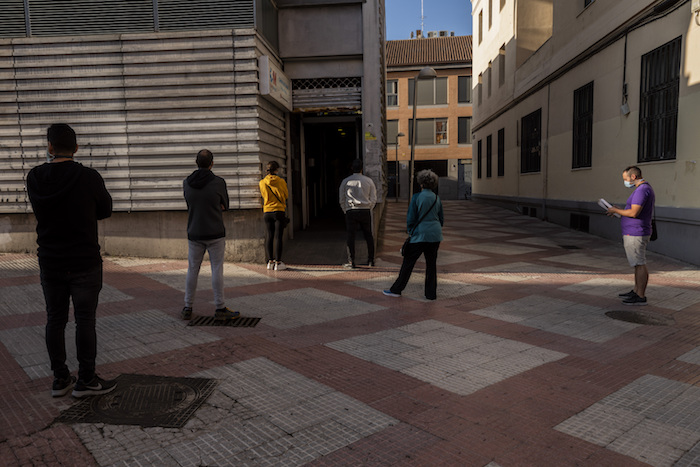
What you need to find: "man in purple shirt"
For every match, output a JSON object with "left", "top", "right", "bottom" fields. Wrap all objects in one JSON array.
[{"left": 607, "top": 166, "right": 655, "bottom": 305}]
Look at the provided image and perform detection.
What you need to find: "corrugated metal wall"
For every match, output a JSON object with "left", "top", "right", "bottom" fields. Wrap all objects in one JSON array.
[{"left": 0, "top": 29, "right": 286, "bottom": 213}]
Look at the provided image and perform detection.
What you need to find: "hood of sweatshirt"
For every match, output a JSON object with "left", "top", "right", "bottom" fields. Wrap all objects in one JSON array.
[
  {"left": 26, "top": 161, "right": 84, "bottom": 206},
  {"left": 262, "top": 174, "right": 286, "bottom": 189},
  {"left": 186, "top": 168, "right": 216, "bottom": 189}
]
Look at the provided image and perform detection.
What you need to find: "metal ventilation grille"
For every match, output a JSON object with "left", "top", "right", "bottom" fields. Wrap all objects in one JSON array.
[
  {"left": 27, "top": 0, "right": 154, "bottom": 36},
  {"left": 157, "top": 0, "right": 254, "bottom": 31},
  {"left": 0, "top": 1, "right": 25, "bottom": 38},
  {"left": 292, "top": 77, "right": 361, "bottom": 90}
]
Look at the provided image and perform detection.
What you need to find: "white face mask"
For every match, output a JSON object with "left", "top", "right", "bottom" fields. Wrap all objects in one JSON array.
[
  {"left": 46, "top": 150, "right": 55, "bottom": 162},
  {"left": 624, "top": 180, "right": 635, "bottom": 188}
]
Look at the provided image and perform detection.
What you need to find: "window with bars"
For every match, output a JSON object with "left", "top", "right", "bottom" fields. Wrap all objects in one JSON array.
[
  {"left": 498, "top": 45, "right": 506, "bottom": 87},
  {"left": 408, "top": 77, "right": 447, "bottom": 106},
  {"left": 477, "top": 139, "right": 482, "bottom": 179},
  {"left": 521, "top": 109, "right": 541, "bottom": 173},
  {"left": 573, "top": 82, "right": 594, "bottom": 169},
  {"left": 458, "top": 117, "right": 472, "bottom": 144},
  {"left": 409, "top": 118, "right": 449, "bottom": 145},
  {"left": 497, "top": 128, "right": 505, "bottom": 176},
  {"left": 387, "top": 79, "right": 398, "bottom": 107},
  {"left": 638, "top": 36, "right": 681, "bottom": 163},
  {"left": 486, "top": 134, "right": 493, "bottom": 178},
  {"left": 458, "top": 76, "right": 472, "bottom": 103}
]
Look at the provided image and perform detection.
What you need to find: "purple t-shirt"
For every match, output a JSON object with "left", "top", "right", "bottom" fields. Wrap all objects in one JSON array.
[{"left": 620, "top": 183, "right": 655, "bottom": 236}]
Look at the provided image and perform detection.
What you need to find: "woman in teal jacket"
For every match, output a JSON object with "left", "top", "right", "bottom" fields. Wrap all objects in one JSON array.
[{"left": 384, "top": 169, "right": 443, "bottom": 300}]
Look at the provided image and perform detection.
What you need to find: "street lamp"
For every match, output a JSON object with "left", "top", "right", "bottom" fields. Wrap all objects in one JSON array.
[
  {"left": 409, "top": 66, "right": 437, "bottom": 202},
  {"left": 394, "top": 132, "right": 405, "bottom": 202}
]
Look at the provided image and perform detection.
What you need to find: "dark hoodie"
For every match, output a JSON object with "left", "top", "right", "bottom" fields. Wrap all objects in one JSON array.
[
  {"left": 183, "top": 168, "right": 229, "bottom": 241},
  {"left": 26, "top": 160, "right": 112, "bottom": 271}
]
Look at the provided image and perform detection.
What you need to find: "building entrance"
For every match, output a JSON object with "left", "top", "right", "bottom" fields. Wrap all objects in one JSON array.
[
  {"left": 302, "top": 118, "right": 359, "bottom": 227},
  {"left": 284, "top": 116, "right": 362, "bottom": 265}
]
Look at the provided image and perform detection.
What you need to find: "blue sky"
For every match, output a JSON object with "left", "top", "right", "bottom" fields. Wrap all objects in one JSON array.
[{"left": 386, "top": 0, "right": 472, "bottom": 40}]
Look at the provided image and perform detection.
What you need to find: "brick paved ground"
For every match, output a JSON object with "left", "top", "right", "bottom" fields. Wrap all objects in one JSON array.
[{"left": 1, "top": 200, "right": 699, "bottom": 466}]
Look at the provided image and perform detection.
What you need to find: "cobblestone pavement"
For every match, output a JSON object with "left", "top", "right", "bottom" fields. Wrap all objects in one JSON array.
[{"left": 2, "top": 200, "right": 699, "bottom": 466}]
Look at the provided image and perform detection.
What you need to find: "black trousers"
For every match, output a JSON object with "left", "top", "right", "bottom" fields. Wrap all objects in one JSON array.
[
  {"left": 40, "top": 264, "right": 103, "bottom": 382},
  {"left": 390, "top": 241, "right": 440, "bottom": 300},
  {"left": 264, "top": 211, "right": 286, "bottom": 261},
  {"left": 345, "top": 209, "right": 374, "bottom": 264}
]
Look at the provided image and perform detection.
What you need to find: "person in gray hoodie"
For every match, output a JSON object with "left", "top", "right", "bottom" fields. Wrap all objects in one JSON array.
[
  {"left": 27, "top": 123, "right": 116, "bottom": 398},
  {"left": 182, "top": 149, "right": 238, "bottom": 321}
]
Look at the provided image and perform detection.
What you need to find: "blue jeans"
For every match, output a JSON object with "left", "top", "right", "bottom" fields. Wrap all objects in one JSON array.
[
  {"left": 185, "top": 237, "right": 226, "bottom": 309},
  {"left": 40, "top": 264, "right": 102, "bottom": 382}
]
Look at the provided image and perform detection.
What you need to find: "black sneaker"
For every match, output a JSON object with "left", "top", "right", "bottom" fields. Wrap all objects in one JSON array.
[
  {"left": 181, "top": 307, "right": 193, "bottom": 320},
  {"left": 622, "top": 294, "right": 647, "bottom": 306},
  {"left": 618, "top": 290, "right": 636, "bottom": 298},
  {"left": 72, "top": 375, "right": 117, "bottom": 398},
  {"left": 52, "top": 375, "right": 76, "bottom": 398},
  {"left": 214, "top": 307, "right": 240, "bottom": 320}
]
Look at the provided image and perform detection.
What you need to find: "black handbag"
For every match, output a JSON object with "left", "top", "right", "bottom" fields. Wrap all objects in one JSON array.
[{"left": 401, "top": 194, "right": 438, "bottom": 256}]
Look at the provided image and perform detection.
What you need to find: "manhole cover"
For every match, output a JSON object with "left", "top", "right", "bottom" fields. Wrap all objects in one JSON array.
[
  {"left": 188, "top": 316, "right": 260, "bottom": 327},
  {"left": 559, "top": 245, "right": 581, "bottom": 250},
  {"left": 605, "top": 310, "right": 675, "bottom": 326},
  {"left": 56, "top": 374, "right": 217, "bottom": 428}
]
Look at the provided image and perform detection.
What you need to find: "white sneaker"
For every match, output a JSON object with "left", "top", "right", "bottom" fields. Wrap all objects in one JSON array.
[
  {"left": 267, "top": 260, "right": 274, "bottom": 270},
  {"left": 274, "top": 261, "right": 287, "bottom": 271}
]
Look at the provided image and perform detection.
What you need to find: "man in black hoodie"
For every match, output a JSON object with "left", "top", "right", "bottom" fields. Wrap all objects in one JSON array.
[
  {"left": 182, "top": 149, "right": 239, "bottom": 320},
  {"left": 27, "top": 123, "right": 116, "bottom": 398}
]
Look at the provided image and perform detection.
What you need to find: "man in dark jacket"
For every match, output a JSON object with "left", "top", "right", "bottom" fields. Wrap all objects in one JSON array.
[
  {"left": 182, "top": 149, "right": 238, "bottom": 320},
  {"left": 27, "top": 123, "right": 116, "bottom": 398}
]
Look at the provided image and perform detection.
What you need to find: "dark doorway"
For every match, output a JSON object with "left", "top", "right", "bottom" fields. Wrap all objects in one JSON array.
[
  {"left": 303, "top": 120, "right": 359, "bottom": 227},
  {"left": 284, "top": 118, "right": 365, "bottom": 265}
]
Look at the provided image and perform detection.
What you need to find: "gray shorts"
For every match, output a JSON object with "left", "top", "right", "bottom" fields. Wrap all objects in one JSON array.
[{"left": 623, "top": 235, "right": 650, "bottom": 267}]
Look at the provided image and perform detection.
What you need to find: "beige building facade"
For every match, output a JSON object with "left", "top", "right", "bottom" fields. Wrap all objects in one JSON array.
[
  {"left": 386, "top": 35, "right": 473, "bottom": 200},
  {"left": 470, "top": 0, "right": 700, "bottom": 265}
]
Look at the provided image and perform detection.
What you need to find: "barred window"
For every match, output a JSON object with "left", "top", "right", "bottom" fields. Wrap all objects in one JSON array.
[
  {"left": 638, "top": 36, "right": 681, "bottom": 163},
  {"left": 497, "top": 128, "right": 505, "bottom": 177},
  {"left": 486, "top": 134, "right": 493, "bottom": 178},
  {"left": 573, "top": 82, "right": 594, "bottom": 168},
  {"left": 521, "top": 109, "right": 541, "bottom": 173}
]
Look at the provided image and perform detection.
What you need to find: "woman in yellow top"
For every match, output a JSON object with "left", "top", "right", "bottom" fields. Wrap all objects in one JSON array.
[{"left": 259, "top": 161, "right": 289, "bottom": 270}]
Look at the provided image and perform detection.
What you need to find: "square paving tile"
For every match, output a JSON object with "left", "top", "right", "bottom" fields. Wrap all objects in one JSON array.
[
  {"left": 677, "top": 347, "right": 700, "bottom": 365},
  {"left": 456, "top": 242, "right": 545, "bottom": 256},
  {"left": 145, "top": 263, "right": 278, "bottom": 292},
  {"left": 470, "top": 295, "right": 639, "bottom": 343},
  {"left": 326, "top": 319, "right": 566, "bottom": 396},
  {"left": 0, "top": 309, "right": 219, "bottom": 379},
  {"left": 0, "top": 256, "right": 40, "bottom": 278},
  {"left": 350, "top": 275, "right": 490, "bottom": 301},
  {"left": 229, "top": 287, "right": 385, "bottom": 330},
  {"left": 72, "top": 357, "right": 397, "bottom": 467},
  {"left": 556, "top": 375, "right": 700, "bottom": 467},
  {"left": 560, "top": 278, "right": 700, "bottom": 311},
  {"left": 0, "top": 282, "right": 132, "bottom": 317}
]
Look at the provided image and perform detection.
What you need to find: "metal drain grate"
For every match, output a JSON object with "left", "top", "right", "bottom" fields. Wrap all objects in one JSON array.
[
  {"left": 56, "top": 374, "right": 217, "bottom": 428},
  {"left": 559, "top": 245, "right": 581, "bottom": 249},
  {"left": 605, "top": 310, "right": 675, "bottom": 326},
  {"left": 187, "top": 316, "right": 261, "bottom": 327}
]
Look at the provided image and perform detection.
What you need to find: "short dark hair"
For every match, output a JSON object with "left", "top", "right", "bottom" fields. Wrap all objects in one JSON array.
[
  {"left": 624, "top": 166, "right": 642, "bottom": 178},
  {"left": 47, "top": 123, "right": 77, "bottom": 154},
  {"left": 267, "top": 161, "right": 279, "bottom": 174},
  {"left": 196, "top": 149, "right": 213, "bottom": 168},
  {"left": 351, "top": 159, "right": 363, "bottom": 173}
]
